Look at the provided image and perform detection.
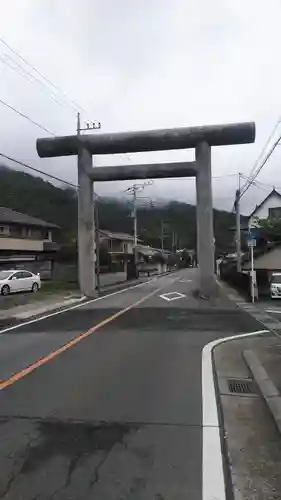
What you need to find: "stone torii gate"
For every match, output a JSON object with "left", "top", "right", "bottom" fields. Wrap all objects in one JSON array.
[{"left": 36, "top": 121, "right": 255, "bottom": 298}]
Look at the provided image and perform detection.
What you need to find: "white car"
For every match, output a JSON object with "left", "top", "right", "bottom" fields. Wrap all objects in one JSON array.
[
  {"left": 270, "top": 272, "right": 281, "bottom": 299},
  {"left": 0, "top": 270, "right": 41, "bottom": 296}
]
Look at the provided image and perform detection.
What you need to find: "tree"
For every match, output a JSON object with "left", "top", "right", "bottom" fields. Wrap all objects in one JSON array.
[
  {"left": 0, "top": 165, "right": 239, "bottom": 253},
  {"left": 257, "top": 217, "right": 281, "bottom": 242}
]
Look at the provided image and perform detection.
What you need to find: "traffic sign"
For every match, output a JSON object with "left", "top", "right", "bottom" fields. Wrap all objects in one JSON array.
[
  {"left": 247, "top": 227, "right": 259, "bottom": 240},
  {"left": 248, "top": 239, "right": 256, "bottom": 247}
]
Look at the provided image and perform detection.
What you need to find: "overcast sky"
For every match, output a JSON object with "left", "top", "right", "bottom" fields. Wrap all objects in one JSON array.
[{"left": 0, "top": 0, "right": 281, "bottom": 214}]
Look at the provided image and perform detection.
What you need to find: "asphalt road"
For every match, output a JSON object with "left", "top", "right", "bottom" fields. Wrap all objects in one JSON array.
[
  {"left": 0, "top": 269, "right": 261, "bottom": 500},
  {"left": 262, "top": 302, "right": 281, "bottom": 323}
]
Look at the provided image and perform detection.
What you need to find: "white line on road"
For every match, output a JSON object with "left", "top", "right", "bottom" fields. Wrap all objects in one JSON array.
[
  {"left": 265, "top": 309, "right": 281, "bottom": 314},
  {"left": 202, "top": 329, "right": 269, "bottom": 500},
  {"left": 0, "top": 275, "right": 168, "bottom": 337},
  {"left": 159, "top": 292, "right": 186, "bottom": 301}
]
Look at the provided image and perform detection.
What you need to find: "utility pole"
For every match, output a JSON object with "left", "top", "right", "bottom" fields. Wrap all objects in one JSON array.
[
  {"left": 133, "top": 186, "right": 138, "bottom": 248},
  {"left": 125, "top": 181, "right": 153, "bottom": 253},
  {"left": 172, "top": 230, "right": 178, "bottom": 252},
  {"left": 77, "top": 112, "right": 81, "bottom": 136},
  {"left": 160, "top": 219, "right": 164, "bottom": 250},
  {"left": 235, "top": 173, "right": 242, "bottom": 273},
  {"left": 95, "top": 195, "right": 101, "bottom": 292},
  {"left": 125, "top": 181, "right": 153, "bottom": 279}
]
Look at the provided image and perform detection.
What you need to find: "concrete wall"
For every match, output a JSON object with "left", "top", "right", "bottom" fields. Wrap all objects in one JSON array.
[
  {"left": 0, "top": 237, "right": 43, "bottom": 252},
  {"left": 249, "top": 192, "right": 281, "bottom": 226},
  {"left": 243, "top": 246, "right": 281, "bottom": 270}
]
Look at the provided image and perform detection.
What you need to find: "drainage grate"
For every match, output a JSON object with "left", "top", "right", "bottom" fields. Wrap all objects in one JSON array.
[{"left": 228, "top": 379, "right": 256, "bottom": 394}]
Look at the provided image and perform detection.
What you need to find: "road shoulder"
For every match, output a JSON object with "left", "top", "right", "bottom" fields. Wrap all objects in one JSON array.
[
  {"left": 213, "top": 333, "right": 281, "bottom": 499},
  {"left": 0, "top": 275, "right": 168, "bottom": 330}
]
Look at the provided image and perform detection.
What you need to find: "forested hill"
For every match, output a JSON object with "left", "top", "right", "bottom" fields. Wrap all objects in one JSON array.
[{"left": 0, "top": 165, "right": 238, "bottom": 252}]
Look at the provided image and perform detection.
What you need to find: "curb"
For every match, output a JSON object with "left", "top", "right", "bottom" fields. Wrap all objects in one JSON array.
[
  {"left": 243, "top": 349, "right": 281, "bottom": 434},
  {"left": 217, "top": 278, "right": 281, "bottom": 340},
  {"left": 216, "top": 277, "right": 247, "bottom": 302},
  {"left": 13, "top": 296, "right": 86, "bottom": 320}
]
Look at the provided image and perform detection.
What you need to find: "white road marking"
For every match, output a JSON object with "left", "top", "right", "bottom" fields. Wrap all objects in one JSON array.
[
  {"left": 159, "top": 291, "right": 186, "bottom": 301},
  {"left": 179, "top": 279, "right": 193, "bottom": 283},
  {"left": 202, "top": 329, "right": 269, "bottom": 500},
  {"left": 265, "top": 309, "right": 281, "bottom": 314},
  {"left": 0, "top": 276, "right": 165, "bottom": 337}
]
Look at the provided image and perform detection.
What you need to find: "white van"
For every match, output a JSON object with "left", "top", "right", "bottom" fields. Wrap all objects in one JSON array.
[{"left": 270, "top": 272, "right": 281, "bottom": 298}]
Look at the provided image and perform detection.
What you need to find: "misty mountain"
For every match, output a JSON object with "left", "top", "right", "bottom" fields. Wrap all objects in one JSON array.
[{"left": 0, "top": 166, "right": 239, "bottom": 252}]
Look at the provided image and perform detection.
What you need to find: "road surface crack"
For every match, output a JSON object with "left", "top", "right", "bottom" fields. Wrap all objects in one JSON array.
[
  {"left": 0, "top": 440, "right": 33, "bottom": 498},
  {"left": 48, "top": 453, "right": 84, "bottom": 499},
  {"left": 89, "top": 451, "right": 112, "bottom": 490},
  {"left": 89, "top": 431, "right": 129, "bottom": 490}
]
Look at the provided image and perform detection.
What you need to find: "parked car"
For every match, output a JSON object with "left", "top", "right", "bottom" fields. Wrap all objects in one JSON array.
[
  {"left": 0, "top": 270, "right": 41, "bottom": 296},
  {"left": 270, "top": 272, "right": 281, "bottom": 299}
]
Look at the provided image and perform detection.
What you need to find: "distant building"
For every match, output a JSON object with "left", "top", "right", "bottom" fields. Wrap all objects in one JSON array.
[
  {"left": 248, "top": 188, "right": 281, "bottom": 227},
  {"left": 99, "top": 230, "right": 135, "bottom": 256},
  {"left": 0, "top": 207, "right": 59, "bottom": 276},
  {"left": 98, "top": 231, "right": 168, "bottom": 274},
  {"left": 98, "top": 230, "right": 137, "bottom": 272}
]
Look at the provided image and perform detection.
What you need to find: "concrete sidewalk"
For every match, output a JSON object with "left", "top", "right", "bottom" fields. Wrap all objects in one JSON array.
[{"left": 214, "top": 332, "right": 281, "bottom": 499}]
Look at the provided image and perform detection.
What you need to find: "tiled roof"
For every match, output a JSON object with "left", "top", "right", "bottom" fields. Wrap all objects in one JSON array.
[
  {"left": 0, "top": 207, "right": 58, "bottom": 228},
  {"left": 99, "top": 230, "right": 135, "bottom": 241}
]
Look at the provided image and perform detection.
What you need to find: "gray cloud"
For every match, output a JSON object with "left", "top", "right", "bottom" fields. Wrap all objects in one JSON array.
[{"left": 0, "top": 0, "right": 281, "bottom": 214}]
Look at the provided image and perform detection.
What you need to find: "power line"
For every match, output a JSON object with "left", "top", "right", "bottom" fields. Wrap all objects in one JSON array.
[
  {"left": 0, "top": 151, "right": 107, "bottom": 202},
  {"left": 140, "top": 172, "right": 238, "bottom": 182},
  {"left": 239, "top": 131, "right": 281, "bottom": 200},
  {"left": 239, "top": 117, "right": 281, "bottom": 199},
  {"left": 0, "top": 152, "right": 77, "bottom": 188},
  {"left": 0, "top": 98, "right": 56, "bottom": 136},
  {"left": 0, "top": 38, "right": 89, "bottom": 117},
  {"left": 0, "top": 53, "right": 75, "bottom": 113},
  {"left": 240, "top": 174, "right": 268, "bottom": 193}
]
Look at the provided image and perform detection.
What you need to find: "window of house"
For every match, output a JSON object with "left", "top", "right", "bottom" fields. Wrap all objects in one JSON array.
[
  {"left": 268, "top": 207, "right": 281, "bottom": 219},
  {"left": 21, "top": 227, "right": 30, "bottom": 237},
  {"left": 10, "top": 226, "right": 22, "bottom": 237},
  {"left": 123, "top": 243, "right": 128, "bottom": 253},
  {"left": 0, "top": 226, "right": 9, "bottom": 235}
]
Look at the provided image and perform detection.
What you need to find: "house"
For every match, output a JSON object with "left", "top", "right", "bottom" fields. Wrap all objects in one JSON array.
[
  {"left": 98, "top": 230, "right": 137, "bottom": 272},
  {"left": 248, "top": 188, "right": 281, "bottom": 227},
  {"left": 98, "top": 231, "right": 169, "bottom": 275},
  {"left": 99, "top": 230, "right": 135, "bottom": 255},
  {"left": 243, "top": 244, "right": 281, "bottom": 273},
  {"left": 241, "top": 243, "right": 281, "bottom": 296},
  {"left": 0, "top": 207, "right": 59, "bottom": 276}
]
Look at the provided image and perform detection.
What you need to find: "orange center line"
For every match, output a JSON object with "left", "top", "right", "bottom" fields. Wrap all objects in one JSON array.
[{"left": 0, "top": 286, "right": 162, "bottom": 391}]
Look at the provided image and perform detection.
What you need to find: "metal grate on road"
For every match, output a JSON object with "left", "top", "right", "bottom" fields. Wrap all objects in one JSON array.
[{"left": 228, "top": 379, "right": 256, "bottom": 394}]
